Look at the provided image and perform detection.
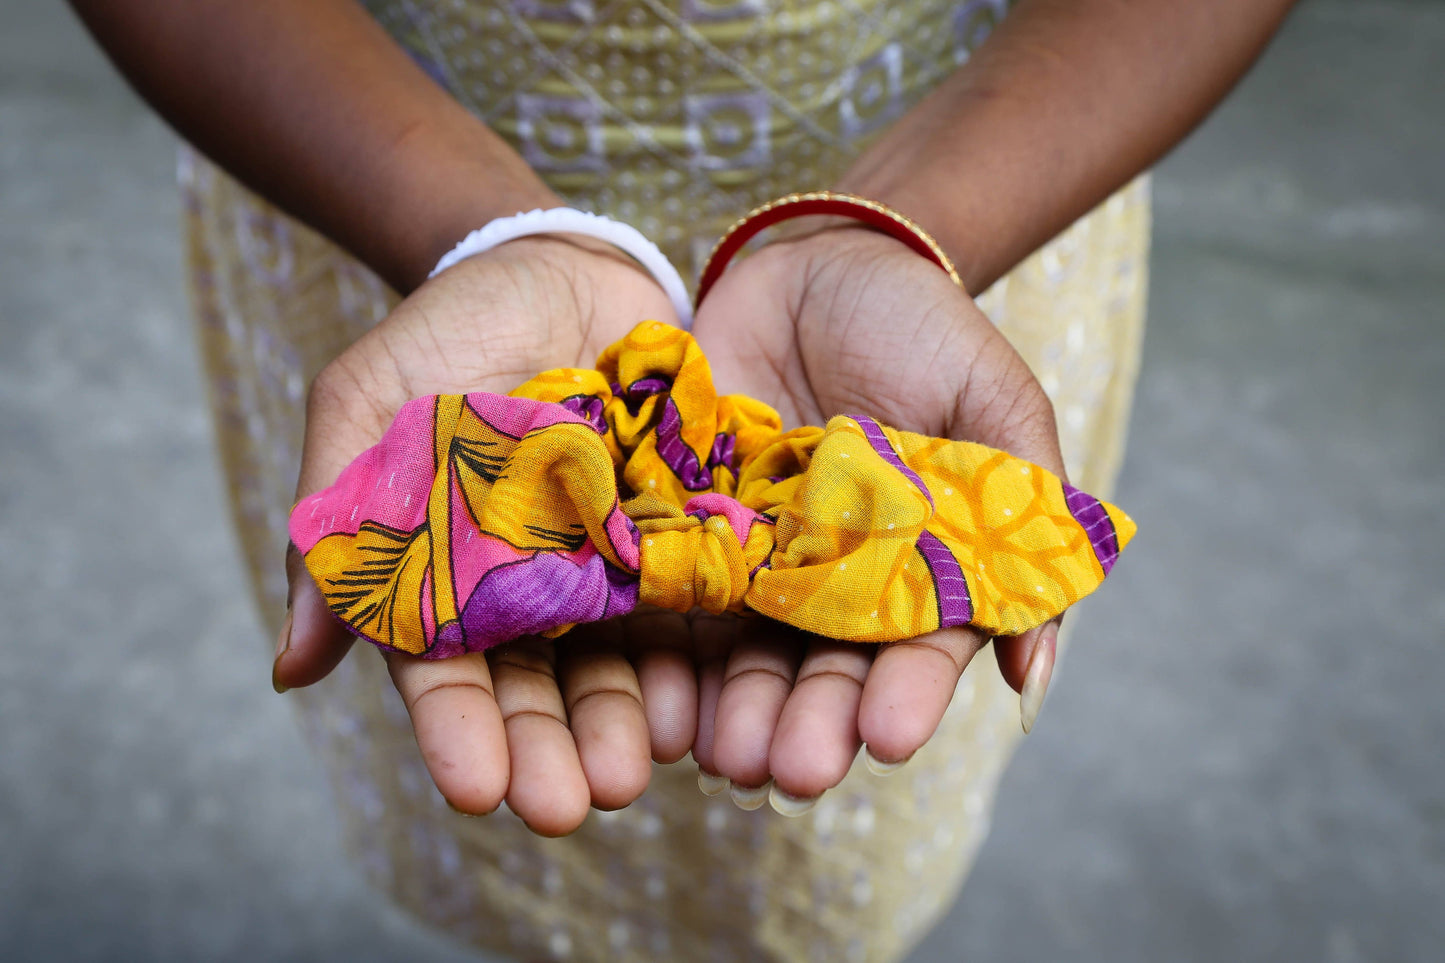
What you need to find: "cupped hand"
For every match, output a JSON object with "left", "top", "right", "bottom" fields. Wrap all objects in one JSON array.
[
  {"left": 689, "top": 225, "right": 1066, "bottom": 804},
  {"left": 271, "top": 235, "right": 700, "bottom": 835}
]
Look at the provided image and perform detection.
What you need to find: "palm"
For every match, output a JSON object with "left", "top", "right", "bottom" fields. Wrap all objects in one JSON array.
[
  {"left": 688, "top": 227, "right": 1066, "bottom": 801},
  {"left": 278, "top": 236, "right": 702, "bottom": 836}
]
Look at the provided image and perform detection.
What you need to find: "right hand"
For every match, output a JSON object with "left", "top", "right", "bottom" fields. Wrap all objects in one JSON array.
[
  {"left": 688, "top": 225, "right": 1068, "bottom": 803},
  {"left": 271, "top": 235, "right": 700, "bottom": 836}
]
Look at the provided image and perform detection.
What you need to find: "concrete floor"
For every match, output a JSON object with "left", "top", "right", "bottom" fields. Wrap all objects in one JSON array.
[{"left": 2, "top": 1, "right": 1442, "bottom": 960}]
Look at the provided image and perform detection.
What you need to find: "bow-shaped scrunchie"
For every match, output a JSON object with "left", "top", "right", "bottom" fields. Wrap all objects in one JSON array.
[{"left": 290, "top": 323, "right": 1135, "bottom": 658}]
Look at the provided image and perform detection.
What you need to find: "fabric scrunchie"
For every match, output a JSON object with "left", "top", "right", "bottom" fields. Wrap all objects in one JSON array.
[{"left": 290, "top": 322, "right": 1135, "bottom": 658}]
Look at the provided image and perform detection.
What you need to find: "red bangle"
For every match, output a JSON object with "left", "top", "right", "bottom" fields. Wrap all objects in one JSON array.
[{"left": 695, "top": 191, "right": 963, "bottom": 307}]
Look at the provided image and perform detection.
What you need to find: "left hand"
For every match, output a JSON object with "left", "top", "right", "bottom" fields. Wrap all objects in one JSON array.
[
  {"left": 272, "top": 235, "right": 700, "bottom": 836},
  {"left": 689, "top": 225, "right": 1066, "bottom": 804}
]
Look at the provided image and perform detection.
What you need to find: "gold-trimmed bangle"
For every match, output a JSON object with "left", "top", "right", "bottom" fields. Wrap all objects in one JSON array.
[{"left": 695, "top": 191, "right": 963, "bottom": 306}]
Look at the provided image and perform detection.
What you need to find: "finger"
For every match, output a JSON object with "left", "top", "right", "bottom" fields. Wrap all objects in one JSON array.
[
  {"left": 556, "top": 622, "right": 652, "bottom": 811},
  {"left": 273, "top": 544, "right": 356, "bottom": 692},
  {"left": 768, "top": 639, "right": 873, "bottom": 799},
  {"left": 689, "top": 613, "right": 740, "bottom": 777},
  {"left": 487, "top": 639, "right": 591, "bottom": 836},
  {"left": 386, "top": 650, "right": 509, "bottom": 816},
  {"left": 857, "top": 625, "right": 989, "bottom": 765},
  {"left": 623, "top": 608, "right": 699, "bottom": 764},
  {"left": 711, "top": 620, "right": 807, "bottom": 789}
]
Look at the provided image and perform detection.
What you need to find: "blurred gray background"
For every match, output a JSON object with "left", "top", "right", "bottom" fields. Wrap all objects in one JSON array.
[{"left": 2, "top": 1, "right": 1442, "bottom": 960}]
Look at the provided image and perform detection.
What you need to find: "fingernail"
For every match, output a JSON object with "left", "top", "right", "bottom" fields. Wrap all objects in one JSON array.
[
  {"left": 272, "top": 608, "right": 293, "bottom": 694},
  {"left": 697, "top": 769, "right": 729, "bottom": 796},
  {"left": 864, "top": 747, "right": 909, "bottom": 776},
  {"left": 1020, "top": 622, "right": 1058, "bottom": 734},
  {"left": 768, "top": 784, "right": 818, "bottom": 817},
  {"left": 729, "top": 780, "right": 771, "bottom": 811}
]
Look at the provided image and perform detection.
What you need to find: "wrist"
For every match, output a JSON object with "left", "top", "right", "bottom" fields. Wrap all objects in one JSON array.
[
  {"left": 483, "top": 232, "right": 660, "bottom": 286},
  {"left": 771, "top": 222, "right": 962, "bottom": 303},
  {"left": 830, "top": 170, "right": 987, "bottom": 291},
  {"left": 425, "top": 208, "right": 694, "bottom": 325},
  {"left": 697, "top": 192, "right": 965, "bottom": 305},
  {"left": 371, "top": 119, "right": 563, "bottom": 293}
]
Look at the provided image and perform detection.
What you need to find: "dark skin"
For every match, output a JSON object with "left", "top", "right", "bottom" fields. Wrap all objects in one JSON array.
[{"left": 74, "top": 0, "right": 1297, "bottom": 831}]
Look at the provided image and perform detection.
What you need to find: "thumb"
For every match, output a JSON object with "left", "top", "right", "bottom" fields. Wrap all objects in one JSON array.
[
  {"left": 942, "top": 309, "right": 1069, "bottom": 730},
  {"left": 271, "top": 544, "right": 355, "bottom": 693},
  {"left": 947, "top": 320, "right": 1067, "bottom": 479},
  {"left": 993, "top": 616, "right": 1060, "bottom": 734},
  {"left": 271, "top": 362, "right": 394, "bottom": 693}
]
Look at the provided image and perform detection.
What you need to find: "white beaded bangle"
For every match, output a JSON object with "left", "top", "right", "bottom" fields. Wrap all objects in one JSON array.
[{"left": 428, "top": 207, "right": 694, "bottom": 328}]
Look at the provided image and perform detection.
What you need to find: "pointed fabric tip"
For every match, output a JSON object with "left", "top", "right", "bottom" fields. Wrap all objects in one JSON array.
[{"left": 1106, "top": 503, "right": 1137, "bottom": 553}]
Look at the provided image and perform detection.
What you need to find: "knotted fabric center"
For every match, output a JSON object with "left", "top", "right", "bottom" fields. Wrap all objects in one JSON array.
[{"left": 639, "top": 516, "right": 746, "bottom": 613}]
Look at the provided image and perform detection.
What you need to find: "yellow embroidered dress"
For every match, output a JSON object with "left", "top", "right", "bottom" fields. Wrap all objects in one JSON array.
[{"left": 182, "top": 1, "right": 1150, "bottom": 960}]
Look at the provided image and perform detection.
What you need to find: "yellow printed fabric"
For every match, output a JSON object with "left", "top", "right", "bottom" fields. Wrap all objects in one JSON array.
[{"left": 291, "top": 322, "right": 1134, "bottom": 657}]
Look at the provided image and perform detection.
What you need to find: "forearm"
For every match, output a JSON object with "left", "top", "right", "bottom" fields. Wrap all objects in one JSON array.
[
  {"left": 70, "top": 0, "right": 557, "bottom": 292},
  {"left": 837, "top": 0, "right": 1297, "bottom": 293}
]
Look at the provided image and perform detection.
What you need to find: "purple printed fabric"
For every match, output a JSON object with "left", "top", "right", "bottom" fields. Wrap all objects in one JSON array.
[
  {"left": 914, "top": 530, "right": 975, "bottom": 626},
  {"left": 655, "top": 397, "right": 712, "bottom": 490},
  {"left": 708, "top": 432, "right": 736, "bottom": 470},
  {"left": 854, "top": 415, "right": 934, "bottom": 507},
  {"left": 561, "top": 394, "right": 607, "bottom": 433},
  {"left": 1063, "top": 483, "right": 1120, "bottom": 574}
]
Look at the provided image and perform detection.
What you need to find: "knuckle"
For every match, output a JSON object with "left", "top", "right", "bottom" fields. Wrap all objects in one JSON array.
[
  {"left": 880, "top": 634, "right": 970, "bottom": 677},
  {"left": 389, "top": 653, "right": 492, "bottom": 705},
  {"left": 563, "top": 659, "right": 643, "bottom": 707},
  {"left": 795, "top": 666, "right": 868, "bottom": 690},
  {"left": 490, "top": 645, "right": 558, "bottom": 679},
  {"left": 305, "top": 358, "right": 352, "bottom": 420},
  {"left": 487, "top": 646, "right": 569, "bottom": 717},
  {"left": 568, "top": 684, "right": 644, "bottom": 716},
  {"left": 722, "top": 663, "right": 798, "bottom": 690}
]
